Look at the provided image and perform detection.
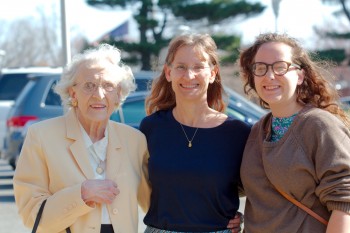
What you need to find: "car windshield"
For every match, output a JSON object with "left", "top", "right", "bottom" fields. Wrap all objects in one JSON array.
[{"left": 0, "top": 73, "right": 29, "bottom": 100}]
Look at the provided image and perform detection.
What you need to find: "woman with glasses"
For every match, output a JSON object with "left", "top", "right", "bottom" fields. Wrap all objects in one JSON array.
[
  {"left": 140, "top": 33, "right": 250, "bottom": 232},
  {"left": 239, "top": 32, "right": 350, "bottom": 232},
  {"left": 13, "top": 44, "right": 151, "bottom": 233}
]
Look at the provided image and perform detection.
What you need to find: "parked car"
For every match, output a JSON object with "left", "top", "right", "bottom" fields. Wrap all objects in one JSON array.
[
  {"left": 224, "top": 87, "right": 267, "bottom": 125},
  {"left": 1, "top": 70, "right": 153, "bottom": 168},
  {"left": 0, "top": 67, "right": 62, "bottom": 156},
  {"left": 341, "top": 96, "right": 350, "bottom": 106},
  {"left": 341, "top": 96, "right": 350, "bottom": 114}
]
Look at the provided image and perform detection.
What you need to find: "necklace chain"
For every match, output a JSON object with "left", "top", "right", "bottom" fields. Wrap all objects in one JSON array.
[
  {"left": 179, "top": 123, "right": 199, "bottom": 148},
  {"left": 90, "top": 147, "right": 106, "bottom": 175}
]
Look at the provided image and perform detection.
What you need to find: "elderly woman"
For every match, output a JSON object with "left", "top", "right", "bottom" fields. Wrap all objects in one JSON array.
[{"left": 13, "top": 44, "right": 151, "bottom": 233}]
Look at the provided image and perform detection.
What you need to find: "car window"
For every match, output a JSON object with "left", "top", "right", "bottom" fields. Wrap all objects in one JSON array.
[
  {"left": 0, "top": 73, "right": 29, "bottom": 100},
  {"left": 135, "top": 78, "right": 151, "bottom": 92},
  {"left": 45, "top": 82, "right": 61, "bottom": 106},
  {"left": 122, "top": 100, "right": 146, "bottom": 124},
  {"left": 226, "top": 107, "right": 246, "bottom": 122},
  {"left": 110, "top": 99, "right": 146, "bottom": 127}
]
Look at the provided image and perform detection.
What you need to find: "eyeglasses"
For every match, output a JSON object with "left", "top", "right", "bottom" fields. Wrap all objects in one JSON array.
[
  {"left": 74, "top": 81, "right": 117, "bottom": 94},
  {"left": 170, "top": 64, "right": 211, "bottom": 75},
  {"left": 251, "top": 61, "right": 301, "bottom": 77}
]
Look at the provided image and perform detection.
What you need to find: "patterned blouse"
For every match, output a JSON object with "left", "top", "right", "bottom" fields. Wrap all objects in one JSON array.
[{"left": 271, "top": 113, "right": 298, "bottom": 142}]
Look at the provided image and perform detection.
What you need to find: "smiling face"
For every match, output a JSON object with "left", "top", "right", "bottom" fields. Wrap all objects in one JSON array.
[
  {"left": 253, "top": 42, "right": 304, "bottom": 116},
  {"left": 69, "top": 63, "right": 119, "bottom": 129},
  {"left": 164, "top": 45, "right": 216, "bottom": 104}
]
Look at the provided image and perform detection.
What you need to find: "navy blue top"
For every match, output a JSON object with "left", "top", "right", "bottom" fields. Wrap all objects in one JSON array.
[{"left": 139, "top": 109, "right": 251, "bottom": 231}]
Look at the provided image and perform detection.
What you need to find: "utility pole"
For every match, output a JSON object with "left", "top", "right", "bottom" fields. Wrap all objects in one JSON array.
[
  {"left": 272, "top": 0, "right": 282, "bottom": 32},
  {"left": 0, "top": 50, "right": 5, "bottom": 70},
  {"left": 60, "top": 0, "right": 71, "bottom": 67}
]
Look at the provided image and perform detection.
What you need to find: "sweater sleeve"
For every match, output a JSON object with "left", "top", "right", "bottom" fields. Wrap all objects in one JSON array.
[{"left": 302, "top": 111, "right": 350, "bottom": 214}]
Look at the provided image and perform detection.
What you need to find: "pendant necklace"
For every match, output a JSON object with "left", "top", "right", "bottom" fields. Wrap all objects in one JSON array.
[
  {"left": 179, "top": 123, "right": 199, "bottom": 148},
  {"left": 90, "top": 148, "right": 106, "bottom": 175}
]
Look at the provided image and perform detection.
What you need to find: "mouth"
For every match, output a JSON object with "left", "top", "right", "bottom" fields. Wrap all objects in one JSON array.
[
  {"left": 180, "top": 84, "right": 199, "bottom": 89},
  {"left": 264, "top": 85, "right": 280, "bottom": 90},
  {"left": 90, "top": 104, "right": 106, "bottom": 109}
]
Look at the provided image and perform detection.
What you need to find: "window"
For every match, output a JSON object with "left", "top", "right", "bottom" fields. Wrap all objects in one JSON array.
[{"left": 0, "top": 74, "right": 29, "bottom": 100}]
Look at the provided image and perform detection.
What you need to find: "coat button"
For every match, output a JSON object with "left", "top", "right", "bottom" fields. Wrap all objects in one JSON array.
[{"left": 112, "top": 208, "right": 119, "bottom": 214}]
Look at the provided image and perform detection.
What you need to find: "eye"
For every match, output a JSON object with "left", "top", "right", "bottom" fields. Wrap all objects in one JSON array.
[
  {"left": 274, "top": 62, "right": 288, "bottom": 72},
  {"left": 254, "top": 64, "right": 266, "bottom": 72},
  {"left": 175, "top": 65, "right": 186, "bottom": 71},
  {"left": 103, "top": 82, "right": 115, "bottom": 91},
  {"left": 84, "top": 82, "right": 96, "bottom": 91},
  {"left": 193, "top": 65, "right": 205, "bottom": 72}
]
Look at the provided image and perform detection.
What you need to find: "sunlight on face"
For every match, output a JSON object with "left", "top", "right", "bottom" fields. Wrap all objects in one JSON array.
[
  {"left": 166, "top": 45, "right": 215, "bottom": 103},
  {"left": 70, "top": 63, "right": 120, "bottom": 128}
]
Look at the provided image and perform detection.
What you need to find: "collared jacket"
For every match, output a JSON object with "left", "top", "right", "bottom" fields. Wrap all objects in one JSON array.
[
  {"left": 241, "top": 105, "right": 350, "bottom": 233},
  {"left": 13, "top": 109, "right": 151, "bottom": 233}
]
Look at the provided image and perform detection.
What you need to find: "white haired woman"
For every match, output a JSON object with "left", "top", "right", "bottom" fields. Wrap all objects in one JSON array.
[{"left": 13, "top": 44, "right": 151, "bottom": 233}]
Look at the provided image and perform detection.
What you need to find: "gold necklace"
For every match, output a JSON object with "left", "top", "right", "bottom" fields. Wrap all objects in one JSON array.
[
  {"left": 179, "top": 123, "right": 199, "bottom": 148},
  {"left": 90, "top": 148, "right": 106, "bottom": 175}
]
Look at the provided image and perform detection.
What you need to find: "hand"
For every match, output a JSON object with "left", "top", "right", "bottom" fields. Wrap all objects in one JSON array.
[
  {"left": 227, "top": 211, "right": 244, "bottom": 233},
  {"left": 81, "top": 179, "right": 120, "bottom": 205}
]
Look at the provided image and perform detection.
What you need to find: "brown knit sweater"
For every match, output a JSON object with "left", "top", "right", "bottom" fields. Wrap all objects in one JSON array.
[{"left": 241, "top": 105, "right": 350, "bottom": 233}]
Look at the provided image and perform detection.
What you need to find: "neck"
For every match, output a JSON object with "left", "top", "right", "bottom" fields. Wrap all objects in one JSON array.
[
  {"left": 173, "top": 103, "right": 216, "bottom": 128},
  {"left": 270, "top": 102, "right": 304, "bottom": 118}
]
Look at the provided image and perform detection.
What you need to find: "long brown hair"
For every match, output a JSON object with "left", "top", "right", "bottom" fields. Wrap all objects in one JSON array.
[
  {"left": 145, "top": 33, "right": 226, "bottom": 115},
  {"left": 239, "top": 32, "right": 350, "bottom": 127}
]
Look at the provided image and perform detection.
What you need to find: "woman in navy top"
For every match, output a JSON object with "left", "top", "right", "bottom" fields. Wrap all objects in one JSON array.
[{"left": 140, "top": 33, "right": 250, "bottom": 232}]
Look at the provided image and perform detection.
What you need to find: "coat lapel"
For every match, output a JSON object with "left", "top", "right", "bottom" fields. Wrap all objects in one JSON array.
[
  {"left": 105, "top": 122, "right": 123, "bottom": 180},
  {"left": 65, "top": 109, "right": 95, "bottom": 179}
]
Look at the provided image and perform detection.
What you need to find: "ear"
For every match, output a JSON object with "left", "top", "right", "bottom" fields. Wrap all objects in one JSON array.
[
  {"left": 297, "top": 69, "right": 305, "bottom": 85},
  {"left": 164, "top": 64, "right": 172, "bottom": 82},
  {"left": 68, "top": 86, "right": 76, "bottom": 99},
  {"left": 209, "top": 66, "right": 218, "bottom": 84}
]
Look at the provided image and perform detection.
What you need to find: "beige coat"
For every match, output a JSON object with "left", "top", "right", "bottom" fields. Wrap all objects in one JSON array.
[{"left": 13, "top": 109, "right": 151, "bottom": 233}]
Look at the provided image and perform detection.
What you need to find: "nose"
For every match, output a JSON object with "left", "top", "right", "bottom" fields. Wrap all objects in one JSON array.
[
  {"left": 265, "top": 66, "right": 275, "bottom": 79},
  {"left": 93, "top": 85, "right": 106, "bottom": 98},
  {"left": 184, "top": 68, "right": 196, "bottom": 79}
]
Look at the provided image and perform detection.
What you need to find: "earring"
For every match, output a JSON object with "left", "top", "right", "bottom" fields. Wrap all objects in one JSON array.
[{"left": 71, "top": 99, "right": 78, "bottom": 107}]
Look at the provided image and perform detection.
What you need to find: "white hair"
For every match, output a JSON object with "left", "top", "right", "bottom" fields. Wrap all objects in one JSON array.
[{"left": 54, "top": 43, "right": 136, "bottom": 111}]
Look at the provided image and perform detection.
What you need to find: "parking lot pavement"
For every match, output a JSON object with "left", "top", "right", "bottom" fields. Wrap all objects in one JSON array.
[{"left": 0, "top": 159, "right": 244, "bottom": 232}]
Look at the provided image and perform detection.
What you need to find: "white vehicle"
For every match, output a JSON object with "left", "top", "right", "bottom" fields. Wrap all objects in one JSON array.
[{"left": 0, "top": 67, "right": 62, "bottom": 157}]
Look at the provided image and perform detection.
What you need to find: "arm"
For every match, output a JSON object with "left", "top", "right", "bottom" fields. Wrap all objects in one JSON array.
[
  {"left": 326, "top": 210, "right": 350, "bottom": 233},
  {"left": 13, "top": 126, "right": 92, "bottom": 231},
  {"left": 137, "top": 145, "right": 152, "bottom": 213},
  {"left": 227, "top": 211, "right": 244, "bottom": 233},
  {"left": 137, "top": 121, "right": 152, "bottom": 213}
]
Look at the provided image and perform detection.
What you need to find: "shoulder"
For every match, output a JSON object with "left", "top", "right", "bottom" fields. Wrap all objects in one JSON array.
[
  {"left": 220, "top": 118, "right": 251, "bottom": 141},
  {"left": 246, "top": 112, "right": 272, "bottom": 141},
  {"left": 225, "top": 117, "right": 251, "bottom": 132},
  {"left": 140, "top": 109, "right": 170, "bottom": 132},
  {"left": 298, "top": 107, "right": 345, "bottom": 130},
  {"left": 294, "top": 106, "right": 350, "bottom": 145},
  {"left": 28, "top": 115, "right": 65, "bottom": 132},
  {"left": 109, "top": 120, "right": 145, "bottom": 138}
]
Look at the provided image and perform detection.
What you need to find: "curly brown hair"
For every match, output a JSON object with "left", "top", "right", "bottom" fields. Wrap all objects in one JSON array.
[
  {"left": 145, "top": 33, "right": 226, "bottom": 115},
  {"left": 239, "top": 32, "right": 350, "bottom": 127}
]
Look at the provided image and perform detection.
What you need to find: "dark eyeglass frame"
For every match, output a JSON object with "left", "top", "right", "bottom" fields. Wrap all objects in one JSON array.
[{"left": 251, "top": 61, "right": 301, "bottom": 77}]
